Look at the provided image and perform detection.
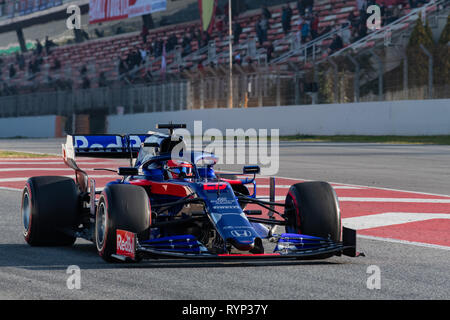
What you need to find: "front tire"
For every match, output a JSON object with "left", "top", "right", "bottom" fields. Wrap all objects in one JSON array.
[
  {"left": 95, "top": 184, "right": 151, "bottom": 262},
  {"left": 284, "top": 181, "right": 341, "bottom": 243}
]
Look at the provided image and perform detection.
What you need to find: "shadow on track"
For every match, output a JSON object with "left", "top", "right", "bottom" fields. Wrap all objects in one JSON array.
[{"left": 0, "top": 243, "right": 344, "bottom": 271}]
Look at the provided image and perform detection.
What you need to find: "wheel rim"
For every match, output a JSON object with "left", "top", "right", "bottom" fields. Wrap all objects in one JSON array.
[
  {"left": 22, "top": 190, "right": 31, "bottom": 235},
  {"left": 96, "top": 201, "right": 107, "bottom": 250},
  {"left": 330, "top": 187, "right": 342, "bottom": 241}
]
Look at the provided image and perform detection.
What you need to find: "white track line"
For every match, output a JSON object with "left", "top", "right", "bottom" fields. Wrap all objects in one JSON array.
[
  {"left": 343, "top": 212, "right": 450, "bottom": 230},
  {"left": 0, "top": 186, "right": 21, "bottom": 192},
  {"left": 270, "top": 196, "right": 450, "bottom": 203},
  {"left": 247, "top": 184, "right": 363, "bottom": 190},
  {"left": 262, "top": 174, "right": 450, "bottom": 198},
  {"left": 0, "top": 161, "right": 118, "bottom": 165},
  {"left": 0, "top": 168, "right": 96, "bottom": 172},
  {"left": 357, "top": 234, "right": 450, "bottom": 251},
  {"left": 0, "top": 175, "right": 117, "bottom": 183},
  {"left": 338, "top": 197, "right": 450, "bottom": 203}
]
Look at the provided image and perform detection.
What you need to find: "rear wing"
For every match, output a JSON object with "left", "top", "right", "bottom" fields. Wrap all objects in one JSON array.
[
  {"left": 63, "top": 134, "right": 152, "bottom": 159},
  {"left": 62, "top": 134, "right": 155, "bottom": 192}
]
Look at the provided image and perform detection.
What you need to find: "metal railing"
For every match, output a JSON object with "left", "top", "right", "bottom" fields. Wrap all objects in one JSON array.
[
  {"left": 328, "top": 0, "right": 448, "bottom": 59},
  {"left": 0, "top": 81, "right": 189, "bottom": 118},
  {"left": 270, "top": 25, "right": 349, "bottom": 65}
]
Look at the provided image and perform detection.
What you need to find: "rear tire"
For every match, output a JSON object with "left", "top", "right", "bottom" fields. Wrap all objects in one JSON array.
[
  {"left": 95, "top": 184, "right": 151, "bottom": 262},
  {"left": 22, "top": 176, "right": 79, "bottom": 246},
  {"left": 284, "top": 181, "right": 341, "bottom": 243}
]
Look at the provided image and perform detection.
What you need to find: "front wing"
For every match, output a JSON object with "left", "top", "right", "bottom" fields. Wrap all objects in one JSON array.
[{"left": 112, "top": 228, "right": 360, "bottom": 262}]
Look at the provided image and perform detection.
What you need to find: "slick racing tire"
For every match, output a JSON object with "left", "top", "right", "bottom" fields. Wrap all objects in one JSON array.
[
  {"left": 22, "top": 176, "right": 79, "bottom": 246},
  {"left": 95, "top": 184, "right": 151, "bottom": 262},
  {"left": 284, "top": 181, "right": 341, "bottom": 249}
]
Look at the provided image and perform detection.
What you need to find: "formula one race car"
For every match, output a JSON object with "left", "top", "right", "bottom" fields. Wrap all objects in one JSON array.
[{"left": 21, "top": 123, "right": 359, "bottom": 262}]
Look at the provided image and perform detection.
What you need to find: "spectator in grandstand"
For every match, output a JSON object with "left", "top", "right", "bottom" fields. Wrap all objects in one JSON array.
[
  {"left": 233, "top": 21, "right": 242, "bottom": 45},
  {"left": 118, "top": 55, "right": 128, "bottom": 75},
  {"left": 140, "top": 46, "right": 148, "bottom": 65},
  {"left": 233, "top": 54, "right": 242, "bottom": 65},
  {"left": 193, "top": 29, "right": 202, "bottom": 48},
  {"left": 256, "top": 16, "right": 268, "bottom": 45},
  {"left": 297, "top": 0, "right": 306, "bottom": 16},
  {"left": 167, "top": 33, "right": 178, "bottom": 52},
  {"left": 15, "top": 52, "right": 25, "bottom": 71},
  {"left": 388, "top": 4, "right": 402, "bottom": 23},
  {"left": 189, "top": 26, "right": 196, "bottom": 40},
  {"left": 340, "top": 23, "right": 352, "bottom": 46},
  {"left": 300, "top": 20, "right": 310, "bottom": 43},
  {"left": 281, "top": 5, "right": 293, "bottom": 35},
  {"left": 260, "top": 15, "right": 269, "bottom": 42},
  {"left": 9, "top": 64, "right": 16, "bottom": 78},
  {"left": 94, "top": 28, "right": 104, "bottom": 38},
  {"left": 80, "top": 29, "right": 90, "bottom": 41},
  {"left": 144, "top": 69, "right": 153, "bottom": 82},
  {"left": 299, "top": 0, "right": 314, "bottom": 16},
  {"left": 28, "top": 58, "right": 40, "bottom": 74},
  {"left": 306, "top": 0, "right": 314, "bottom": 13},
  {"left": 35, "top": 39, "right": 43, "bottom": 56},
  {"left": 181, "top": 34, "right": 192, "bottom": 57},
  {"left": 216, "top": 16, "right": 224, "bottom": 40},
  {"left": 50, "top": 56, "right": 61, "bottom": 71},
  {"left": 115, "top": 26, "right": 125, "bottom": 35},
  {"left": 357, "top": 0, "right": 367, "bottom": 20},
  {"left": 310, "top": 13, "right": 319, "bottom": 39},
  {"left": 356, "top": 21, "right": 368, "bottom": 40},
  {"left": 200, "top": 31, "right": 211, "bottom": 48},
  {"left": 149, "top": 41, "right": 157, "bottom": 59},
  {"left": 408, "top": 0, "right": 417, "bottom": 9},
  {"left": 387, "top": 5, "right": 401, "bottom": 24},
  {"left": 256, "top": 17, "right": 264, "bottom": 45},
  {"left": 181, "top": 34, "right": 191, "bottom": 50},
  {"left": 378, "top": 2, "right": 387, "bottom": 26},
  {"left": 44, "top": 36, "right": 57, "bottom": 55},
  {"left": 141, "top": 24, "right": 149, "bottom": 44},
  {"left": 348, "top": 11, "right": 359, "bottom": 30},
  {"left": 98, "top": 72, "right": 108, "bottom": 87},
  {"left": 182, "top": 41, "right": 192, "bottom": 57},
  {"left": 296, "top": 13, "right": 304, "bottom": 28},
  {"left": 223, "top": 2, "right": 229, "bottom": 19},
  {"left": 328, "top": 33, "right": 343, "bottom": 54},
  {"left": 266, "top": 41, "right": 274, "bottom": 63},
  {"left": 129, "top": 47, "right": 142, "bottom": 68},
  {"left": 262, "top": 5, "right": 271, "bottom": 20},
  {"left": 80, "top": 64, "right": 87, "bottom": 76},
  {"left": 81, "top": 75, "right": 90, "bottom": 89},
  {"left": 154, "top": 38, "right": 164, "bottom": 57}
]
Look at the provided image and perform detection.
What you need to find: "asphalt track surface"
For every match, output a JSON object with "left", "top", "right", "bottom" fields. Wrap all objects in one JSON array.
[{"left": 0, "top": 139, "right": 449, "bottom": 300}]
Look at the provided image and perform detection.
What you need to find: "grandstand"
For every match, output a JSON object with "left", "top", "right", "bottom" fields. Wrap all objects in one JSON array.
[{"left": 0, "top": 0, "right": 449, "bottom": 132}]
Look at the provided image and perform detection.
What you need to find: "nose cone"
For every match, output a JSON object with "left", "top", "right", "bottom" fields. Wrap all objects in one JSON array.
[{"left": 227, "top": 237, "right": 255, "bottom": 251}]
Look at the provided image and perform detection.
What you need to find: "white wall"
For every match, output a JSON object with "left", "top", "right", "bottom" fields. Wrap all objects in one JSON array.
[
  {"left": 107, "top": 99, "right": 450, "bottom": 136},
  {"left": 1, "top": 99, "right": 448, "bottom": 138},
  {"left": 0, "top": 115, "right": 56, "bottom": 138}
]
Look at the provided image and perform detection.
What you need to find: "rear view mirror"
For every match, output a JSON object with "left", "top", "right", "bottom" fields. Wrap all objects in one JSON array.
[
  {"left": 243, "top": 166, "right": 260, "bottom": 175},
  {"left": 118, "top": 167, "right": 139, "bottom": 176}
]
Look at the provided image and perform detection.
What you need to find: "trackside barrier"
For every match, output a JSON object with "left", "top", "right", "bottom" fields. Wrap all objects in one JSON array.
[{"left": 106, "top": 99, "right": 450, "bottom": 136}]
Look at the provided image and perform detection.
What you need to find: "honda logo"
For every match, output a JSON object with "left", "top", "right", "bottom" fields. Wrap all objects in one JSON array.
[{"left": 231, "top": 229, "right": 252, "bottom": 237}]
